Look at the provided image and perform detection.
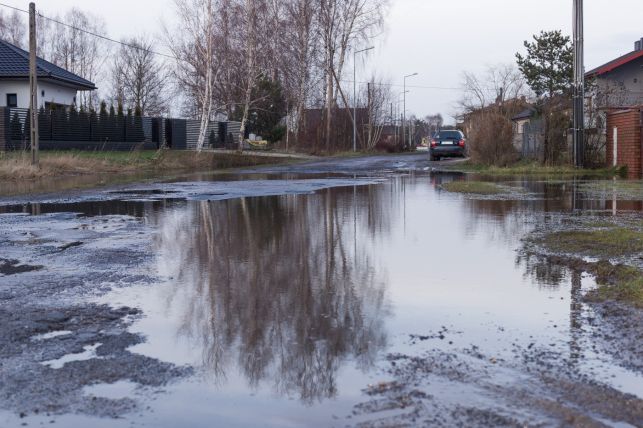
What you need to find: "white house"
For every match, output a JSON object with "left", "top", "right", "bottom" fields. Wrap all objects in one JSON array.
[{"left": 0, "top": 39, "right": 96, "bottom": 110}]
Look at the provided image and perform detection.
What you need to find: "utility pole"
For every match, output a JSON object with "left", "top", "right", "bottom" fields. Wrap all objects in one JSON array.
[
  {"left": 29, "top": 2, "right": 39, "bottom": 167},
  {"left": 353, "top": 46, "right": 374, "bottom": 152},
  {"left": 403, "top": 73, "right": 418, "bottom": 151},
  {"left": 573, "top": 0, "right": 585, "bottom": 167}
]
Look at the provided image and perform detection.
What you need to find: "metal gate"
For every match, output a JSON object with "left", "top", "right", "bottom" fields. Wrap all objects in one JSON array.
[{"left": 522, "top": 120, "right": 543, "bottom": 160}]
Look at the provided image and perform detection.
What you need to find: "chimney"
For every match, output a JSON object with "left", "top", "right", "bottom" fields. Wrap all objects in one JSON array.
[{"left": 636, "top": 38, "right": 643, "bottom": 51}]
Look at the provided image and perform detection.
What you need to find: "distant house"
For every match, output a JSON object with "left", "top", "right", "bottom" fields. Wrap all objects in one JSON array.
[
  {"left": 510, "top": 107, "right": 537, "bottom": 152},
  {"left": 585, "top": 37, "right": 643, "bottom": 108},
  {"left": 0, "top": 39, "right": 96, "bottom": 110}
]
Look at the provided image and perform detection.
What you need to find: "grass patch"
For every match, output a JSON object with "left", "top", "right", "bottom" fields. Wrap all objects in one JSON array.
[
  {"left": 447, "top": 160, "right": 620, "bottom": 177},
  {"left": 537, "top": 227, "right": 643, "bottom": 258},
  {"left": 586, "top": 262, "right": 643, "bottom": 308},
  {"left": 441, "top": 181, "right": 508, "bottom": 195}
]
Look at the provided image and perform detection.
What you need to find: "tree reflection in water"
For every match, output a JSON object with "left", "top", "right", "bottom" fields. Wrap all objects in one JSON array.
[{"left": 152, "top": 186, "right": 391, "bottom": 403}]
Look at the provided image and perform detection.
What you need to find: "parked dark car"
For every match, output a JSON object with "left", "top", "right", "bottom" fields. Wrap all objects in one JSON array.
[{"left": 429, "top": 130, "right": 466, "bottom": 161}]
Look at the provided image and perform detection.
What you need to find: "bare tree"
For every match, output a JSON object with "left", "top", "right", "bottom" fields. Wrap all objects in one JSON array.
[
  {"left": 425, "top": 114, "right": 443, "bottom": 135},
  {"left": 0, "top": 9, "right": 26, "bottom": 48},
  {"left": 318, "top": 0, "right": 387, "bottom": 152},
  {"left": 459, "top": 63, "right": 530, "bottom": 113},
  {"left": 360, "top": 76, "right": 392, "bottom": 149},
  {"left": 43, "top": 8, "right": 108, "bottom": 109},
  {"left": 112, "top": 36, "right": 169, "bottom": 116}
]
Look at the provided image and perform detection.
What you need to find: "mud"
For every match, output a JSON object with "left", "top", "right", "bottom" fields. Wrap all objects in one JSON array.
[{"left": 352, "top": 345, "right": 643, "bottom": 427}]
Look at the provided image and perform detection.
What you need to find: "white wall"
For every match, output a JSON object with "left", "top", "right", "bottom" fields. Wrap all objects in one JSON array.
[{"left": 0, "top": 79, "right": 79, "bottom": 109}]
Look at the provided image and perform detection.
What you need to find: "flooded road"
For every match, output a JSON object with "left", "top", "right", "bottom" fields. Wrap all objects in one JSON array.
[{"left": 0, "top": 154, "right": 642, "bottom": 427}]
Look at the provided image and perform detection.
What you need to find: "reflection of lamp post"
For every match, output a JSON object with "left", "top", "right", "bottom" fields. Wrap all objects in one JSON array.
[
  {"left": 353, "top": 46, "right": 374, "bottom": 152},
  {"left": 403, "top": 73, "right": 418, "bottom": 150}
]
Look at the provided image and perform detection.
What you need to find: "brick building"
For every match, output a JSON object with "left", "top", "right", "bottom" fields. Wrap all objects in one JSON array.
[{"left": 606, "top": 107, "right": 642, "bottom": 178}]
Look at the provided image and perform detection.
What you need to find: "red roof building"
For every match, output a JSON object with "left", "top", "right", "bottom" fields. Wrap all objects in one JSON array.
[{"left": 585, "top": 38, "right": 643, "bottom": 108}]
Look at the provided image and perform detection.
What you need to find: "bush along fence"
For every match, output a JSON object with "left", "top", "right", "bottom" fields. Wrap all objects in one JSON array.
[{"left": 0, "top": 106, "right": 242, "bottom": 152}]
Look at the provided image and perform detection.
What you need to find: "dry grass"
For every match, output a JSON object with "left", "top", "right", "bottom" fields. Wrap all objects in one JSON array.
[
  {"left": 0, "top": 150, "right": 284, "bottom": 181},
  {"left": 0, "top": 152, "right": 134, "bottom": 180}
]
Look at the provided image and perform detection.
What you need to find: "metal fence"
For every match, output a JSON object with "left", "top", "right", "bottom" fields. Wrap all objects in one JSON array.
[
  {"left": 0, "top": 107, "right": 242, "bottom": 152},
  {"left": 3, "top": 107, "right": 158, "bottom": 151}
]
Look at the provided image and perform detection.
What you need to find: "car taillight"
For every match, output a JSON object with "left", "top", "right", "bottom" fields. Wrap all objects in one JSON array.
[
  {"left": 431, "top": 140, "right": 437, "bottom": 147},
  {"left": 458, "top": 139, "right": 465, "bottom": 147}
]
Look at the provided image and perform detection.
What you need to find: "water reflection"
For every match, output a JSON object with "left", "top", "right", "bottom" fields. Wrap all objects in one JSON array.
[{"left": 152, "top": 187, "right": 391, "bottom": 402}]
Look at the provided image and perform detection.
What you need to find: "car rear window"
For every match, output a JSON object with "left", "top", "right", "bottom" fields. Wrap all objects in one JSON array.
[{"left": 437, "top": 131, "right": 462, "bottom": 140}]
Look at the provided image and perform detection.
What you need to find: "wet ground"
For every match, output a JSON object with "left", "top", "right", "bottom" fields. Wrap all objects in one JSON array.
[{"left": 0, "top": 153, "right": 642, "bottom": 427}]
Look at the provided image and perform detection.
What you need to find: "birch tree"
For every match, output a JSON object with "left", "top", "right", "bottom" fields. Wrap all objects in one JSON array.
[
  {"left": 168, "top": 0, "right": 218, "bottom": 151},
  {"left": 237, "top": 0, "right": 259, "bottom": 151}
]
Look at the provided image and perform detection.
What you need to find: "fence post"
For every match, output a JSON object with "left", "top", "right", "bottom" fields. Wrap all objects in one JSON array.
[{"left": 0, "top": 107, "right": 5, "bottom": 152}]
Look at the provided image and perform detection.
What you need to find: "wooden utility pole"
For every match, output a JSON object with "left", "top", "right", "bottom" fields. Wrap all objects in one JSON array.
[
  {"left": 29, "top": 2, "right": 39, "bottom": 166},
  {"left": 572, "top": 0, "right": 585, "bottom": 167}
]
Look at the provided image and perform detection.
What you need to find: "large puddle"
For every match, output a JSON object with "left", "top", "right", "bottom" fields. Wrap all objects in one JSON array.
[{"left": 1, "top": 171, "right": 642, "bottom": 427}]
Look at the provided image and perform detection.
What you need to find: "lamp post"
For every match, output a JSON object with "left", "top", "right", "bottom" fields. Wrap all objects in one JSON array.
[
  {"left": 403, "top": 73, "right": 418, "bottom": 150},
  {"left": 353, "top": 46, "right": 374, "bottom": 152}
]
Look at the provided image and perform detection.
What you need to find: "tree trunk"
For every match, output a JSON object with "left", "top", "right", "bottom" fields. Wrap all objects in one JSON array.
[
  {"left": 196, "top": 0, "right": 214, "bottom": 152},
  {"left": 238, "top": 0, "right": 257, "bottom": 152},
  {"left": 325, "top": 66, "right": 333, "bottom": 153}
]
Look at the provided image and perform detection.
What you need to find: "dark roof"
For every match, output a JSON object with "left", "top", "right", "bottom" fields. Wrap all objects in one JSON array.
[
  {"left": 0, "top": 39, "right": 96, "bottom": 90},
  {"left": 585, "top": 49, "right": 643, "bottom": 78},
  {"left": 511, "top": 107, "right": 536, "bottom": 121}
]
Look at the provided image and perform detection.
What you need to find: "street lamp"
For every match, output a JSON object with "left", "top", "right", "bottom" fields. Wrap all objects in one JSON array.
[
  {"left": 353, "top": 46, "right": 374, "bottom": 152},
  {"left": 403, "top": 73, "right": 418, "bottom": 150}
]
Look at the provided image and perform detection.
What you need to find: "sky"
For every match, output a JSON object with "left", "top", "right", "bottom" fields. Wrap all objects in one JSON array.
[{"left": 3, "top": 0, "right": 642, "bottom": 122}]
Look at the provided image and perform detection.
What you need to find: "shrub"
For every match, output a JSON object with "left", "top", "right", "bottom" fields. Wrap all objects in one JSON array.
[{"left": 467, "top": 112, "right": 518, "bottom": 166}]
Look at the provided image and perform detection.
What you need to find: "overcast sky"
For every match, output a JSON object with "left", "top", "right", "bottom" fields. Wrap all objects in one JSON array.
[{"left": 5, "top": 0, "right": 642, "bottom": 122}]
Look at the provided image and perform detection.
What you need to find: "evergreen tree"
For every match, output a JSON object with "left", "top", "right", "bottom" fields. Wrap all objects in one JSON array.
[
  {"left": 516, "top": 30, "right": 573, "bottom": 99},
  {"left": 98, "top": 101, "right": 109, "bottom": 141},
  {"left": 117, "top": 103, "right": 125, "bottom": 141},
  {"left": 11, "top": 111, "right": 23, "bottom": 148},
  {"left": 68, "top": 104, "right": 79, "bottom": 141}
]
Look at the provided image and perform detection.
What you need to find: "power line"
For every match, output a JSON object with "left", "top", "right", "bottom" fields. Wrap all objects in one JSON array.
[
  {"left": 0, "top": 2, "right": 471, "bottom": 94},
  {"left": 0, "top": 1, "right": 179, "bottom": 60},
  {"left": 342, "top": 79, "right": 460, "bottom": 91}
]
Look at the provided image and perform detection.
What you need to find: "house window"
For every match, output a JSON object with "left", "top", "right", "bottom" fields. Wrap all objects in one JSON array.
[
  {"left": 6, "top": 94, "right": 17, "bottom": 108},
  {"left": 41, "top": 90, "right": 45, "bottom": 97}
]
